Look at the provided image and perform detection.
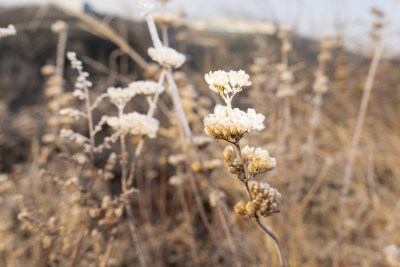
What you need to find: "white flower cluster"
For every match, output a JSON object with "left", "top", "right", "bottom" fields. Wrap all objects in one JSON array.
[
  {"left": 107, "top": 87, "right": 136, "bottom": 110},
  {"left": 105, "top": 112, "right": 159, "bottom": 138},
  {"left": 204, "top": 105, "right": 265, "bottom": 143},
  {"left": 67, "top": 52, "right": 92, "bottom": 100},
  {"left": 51, "top": 20, "right": 67, "bottom": 33},
  {"left": 148, "top": 46, "right": 186, "bottom": 68},
  {"left": 60, "top": 129, "right": 90, "bottom": 145},
  {"left": 242, "top": 146, "right": 277, "bottom": 175},
  {"left": 60, "top": 108, "right": 86, "bottom": 120},
  {"left": 0, "top": 25, "right": 16, "bottom": 38},
  {"left": 128, "top": 81, "right": 164, "bottom": 96},
  {"left": 204, "top": 70, "right": 251, "bottom": 105},
  {"left": 67, "top": 52, "right": 83, "bottom": 72},
  {"left": 313, "top": 70, "right": 329, "bottom": 94},
  {"left": 234, "top": 181, "right": 281, "bottom": 218}
]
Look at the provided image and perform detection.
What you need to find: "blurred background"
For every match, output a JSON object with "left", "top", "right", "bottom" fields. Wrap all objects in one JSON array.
[{"left": 1, "top": 0, "right": 400, "bottom": 266}]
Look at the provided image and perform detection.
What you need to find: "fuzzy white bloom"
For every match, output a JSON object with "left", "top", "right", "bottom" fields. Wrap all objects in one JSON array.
[
  {"left": 106, "top": 112, "right": 159, "bottom": 138},
  {"left": 205, "top": 70, "right": 251, "bottom": 105},
  {"left": 67, "top": 52, "right": 82, "bottom": 71},
  {"left": 235, "top": 181, "right": 281, "bottom": 218},
  {"left": 0, "top": 25, "right": 16, "bottom": 38},
  {"left": 313, "top": 72, "right": 329, "bottom": 93},
  {"left": 204, "top": 105, "right": 264, "bottom": 143},
  {"left": 107, "top": 87, "right": 136, "bottom": 110},
  {"left": 51, "top": 20, "right": 67, "bottom": 33},
  {"left": 242, "top": 146, "right": 277, "bottom": 175},
  {"left": 204, "top": 70, "right": 229, "bottom": 93},
  {"left": 228, "top": 70, "right": 251, "bottom": 89},
  {"left": 148, "top": 46, "right": 186, "bottom": 68},
  {"left": 60, "top": 129, "right": 90, "bottom": 145},
  {"left": 73, "top": 89, "right": 86, "bottom": 100},
  {"left": 128, "top": 81, "right": 164, "bottom": 95},
  {"left": 60, "top": 108, "right": 86, "bottom": 120}
]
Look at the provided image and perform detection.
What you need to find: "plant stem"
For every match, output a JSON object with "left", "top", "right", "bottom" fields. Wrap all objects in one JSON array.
[
  {"left": 234, "top": 142, "right": 286, "bottom": 266},
  {"left": 255, "top": 217, "right": 287, "bottom": 267},
  {"left": 334, "top": 2, "right": 397, "bottom": 266}
]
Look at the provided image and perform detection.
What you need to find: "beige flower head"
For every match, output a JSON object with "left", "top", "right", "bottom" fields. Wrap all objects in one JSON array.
[
  {"left": 235, "top": 181, "right": 281, "bottom": 218},
  {"left": 204, "top": 105, "right": 265, "bottom": 143},
  {"left": 204, "top": 70, "right": 251, "bottom": 105},
  {"left": 148, "top": 46, "right": 186, "bottom": 68}
]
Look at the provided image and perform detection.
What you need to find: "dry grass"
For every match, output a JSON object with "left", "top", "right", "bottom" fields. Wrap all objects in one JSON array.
[{"left": 1, "top": 2, "right": 400, "bottom": 267}]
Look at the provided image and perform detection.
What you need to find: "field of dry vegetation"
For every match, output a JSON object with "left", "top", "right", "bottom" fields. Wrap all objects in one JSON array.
[{"left": 1, "top": 1, "right": 400, "bottom": 266}]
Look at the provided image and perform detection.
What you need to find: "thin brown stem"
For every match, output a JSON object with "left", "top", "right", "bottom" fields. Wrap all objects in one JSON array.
[
  {"left": 234, "top": 141, "right": 285, "bottom": 266},
  {"left": 334, "top": 2, "right": 398, "bottom": 266},
  {"left": 255, "top": 218, "right": 286, "bottom": 267}
]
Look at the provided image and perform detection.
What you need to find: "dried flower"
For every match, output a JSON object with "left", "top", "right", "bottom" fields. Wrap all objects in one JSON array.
[
  {"left": 60, "top": 129, "right": 90, "bottom": 145},
  {"left": 105, "top": 112, "right": 159, "bottom": 138},
  {"left": 234, "top": 181, "right": 281, "bottom": 218},
  {"left": 60, "top": 108, "right": 86, "bottom": 120},
  {"left": 51, "top": 20, "right": 67, "bottom": 33},
  {"left": 107, "top": 87, "right": 136, "bottom": 110},
  {"left": 128, "top": 81, "right": 164, "bottom": 95},
  {"left": 148, "top": 46, "right": 186, "bottom": 68},
  {"left": 204, "top": 105, "right": 264, "bottom": 143},
  {"left": 204, "top": 70, "right": 251, "bottom": 105},
  {"left": 242, "top": 146, "right": 276, "bottom": 175}
]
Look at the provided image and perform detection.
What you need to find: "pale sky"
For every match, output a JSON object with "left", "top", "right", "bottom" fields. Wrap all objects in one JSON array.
[{"left": 2, "top": 0, "right": 400, "bottom": 55}]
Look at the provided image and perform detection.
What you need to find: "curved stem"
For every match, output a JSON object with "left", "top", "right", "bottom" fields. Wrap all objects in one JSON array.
[{"left": 255, "top": 218, "right": 287, "bottom": 267}]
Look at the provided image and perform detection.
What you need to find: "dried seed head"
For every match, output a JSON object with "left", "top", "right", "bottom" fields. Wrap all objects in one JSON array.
[
  {"left": 204, "top": 105, "right": 265, "bottom": 143},
  {"left": 148, "top": 46, "right": 186, "bottom": 68},
  {"left": 235, "top": 181, "right": 281, "bottom": 218},
  {"left": 242, "top": 146, "right": 276, "bottom": 175}
]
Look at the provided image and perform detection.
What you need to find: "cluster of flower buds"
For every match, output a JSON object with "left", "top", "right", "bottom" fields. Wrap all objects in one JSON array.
[
  {"left": 234, "top": 181, "right": 281, "bottom": 218},
  {"left": 204, "top": 105, "right": 265, "bottom": 143},
  {"left": 276, "top": 26, "right": 296, "bottom": 98},
  {"left": 66, "top": 52, "right": 92, "bottom": 100},
  {"left": 148, "top": 46, "right": 186, "bottom": 68},
  {"left": 204, "top": 70, "right": 251, "bottom": 106},
  {"left": 224, "top": 145, "right": 276, "bottom": 180},
  {"left": 51, "top": 20, "right": 68, "bottom": 33},
  {"left": 104, "top": 112, "right": 159, "bottom": 139},
  {"left": 241, "top": 146, "right": 277, "bottom": 175},
  {"left": 107, "top": 81, "right": 164, "bottom": 112}
]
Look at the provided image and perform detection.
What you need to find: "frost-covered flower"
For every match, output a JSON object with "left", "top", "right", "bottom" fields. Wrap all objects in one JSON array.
[
  {"left": 148, "top": 46, "right": 185, "bottom": 68},
  {"left": 60, "top": 129, "right": 90, "bottom": 145},
  {"left": 242, "top": 146, "right": 276, "bottom": 175},
  {"left": 204, "top": 105, "right": 265, "bottom": 143},
  {"left": 204, "top": 70, "right": 229, "bottom": 94},
  {"left": 234, "top": 181, "right": 281, "bottom": 218},
  {"left": 204, "top": 70, "right": 251, "bottom": 105},
  {"left": 105, "top": 112, "right": 159, "bottom": 138},
  {"left": 128, "top": 81, "right": 164, "bottom": 95},
  {"left": 0, "top": 25, "right": 16, "bottom": 38},
  {"left": 60, "top": 108, "right": 86, "bottom": 120},
  {"left": 51, "top": 20, "right": 67, "bottom": 33},
  {"left": 67, "top": 52, "right": 82, "bottom": 71},
  {"left": 107, "top": 87, "right": 136, "bottom": 110},
  {"left": 313, "top": 70, "right": 329, "bottom": 93}
]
